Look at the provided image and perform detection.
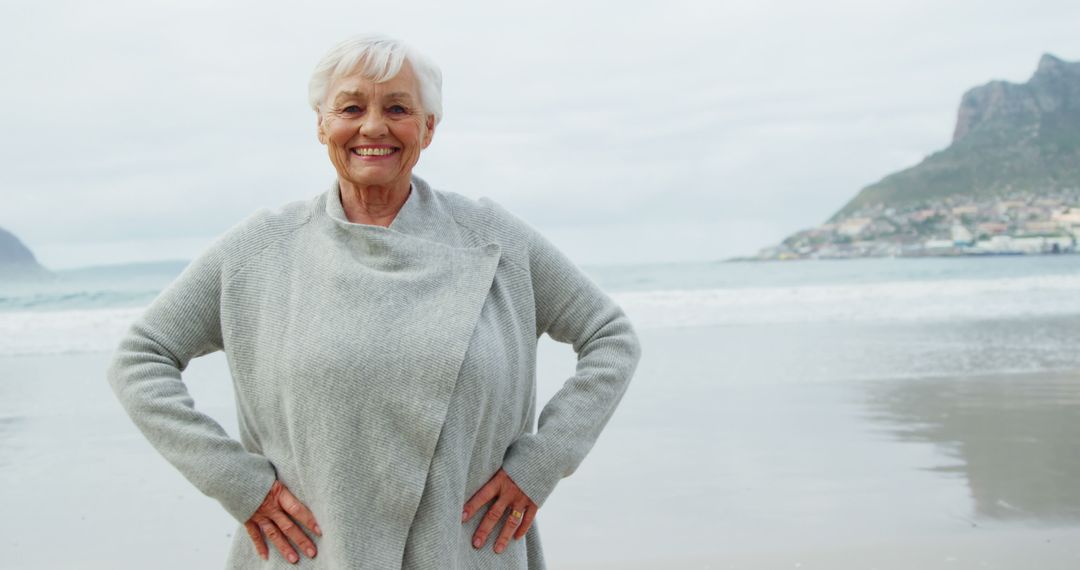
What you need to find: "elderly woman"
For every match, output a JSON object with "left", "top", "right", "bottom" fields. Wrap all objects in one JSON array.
[{"left": 108, "top": 34, "right": 641, "bottom": 569}]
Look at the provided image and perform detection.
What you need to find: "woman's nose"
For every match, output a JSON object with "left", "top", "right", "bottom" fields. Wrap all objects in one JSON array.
[{"left": 359, "top": 111, "right": 389, "bottom": 137}]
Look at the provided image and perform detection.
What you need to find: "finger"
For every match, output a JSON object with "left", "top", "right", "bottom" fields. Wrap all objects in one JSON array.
[
  {"left": 255, "top": 515, "right": 300, "bottom": 565},
  {"left": 494, "top": 502, "right": 527, "bottom": 554},
  {"left": 270, "top": 510, "right": 317, "bottom": 560},
  {"left": 462, "top": 478, "right": 499, "bottom": 523},
  {"left": 472, "top": 497, "right": 510, "bottom": 549},
  {"left": 513, "top": 505, "right": 537, "bottom": 540},
  {"left": 278, "top": 486, "right": 322, "bottom": 537},
  {"left": 245, "top": 521, "right": 268, "bottom": 560}
]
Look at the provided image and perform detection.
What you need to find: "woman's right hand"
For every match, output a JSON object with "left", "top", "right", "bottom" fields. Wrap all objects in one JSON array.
[{"left": 245, "top": 480, "right": 322, "bottom": 564}]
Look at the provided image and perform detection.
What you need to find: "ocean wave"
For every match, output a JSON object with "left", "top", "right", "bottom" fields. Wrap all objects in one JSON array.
[
  {"left": 0, "top": 308, "right": 143, "bottom": 356},
  {"left": 612, "top": 273, "right": 1080, "bottom": 329},
  {"left": 3, "top": 274, "right": 1080, "bottom": 356},
  {"left": 0, "top": 290, "right": 161, "bottom": 313}
]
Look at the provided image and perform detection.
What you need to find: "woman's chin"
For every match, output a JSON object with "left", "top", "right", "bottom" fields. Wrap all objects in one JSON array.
[{"left": 341, "top": 169, "right": 408, "bottom": 189}]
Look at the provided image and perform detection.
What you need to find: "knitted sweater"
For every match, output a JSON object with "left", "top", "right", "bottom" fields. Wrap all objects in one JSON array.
[{"left": 106, "top": 176, "right": 642, "bottom": 569}]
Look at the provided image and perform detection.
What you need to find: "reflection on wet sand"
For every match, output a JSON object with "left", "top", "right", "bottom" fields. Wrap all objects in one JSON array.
[
  {"left": 864, "top": 371, "right": 1080, "bottom": 522},
  {"left": 0, "top": 415, "right": 24, "bottom": 467}
]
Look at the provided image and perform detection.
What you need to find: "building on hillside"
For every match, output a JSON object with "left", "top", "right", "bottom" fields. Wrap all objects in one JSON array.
[
  {"left": 1023, "top": 220, "right": 1061, "bottom": 234},
  {"left": 951, "top": 224, "right": 974, "bottom": 245},
  {"left": 924, "top": 239, "right": 956, "bottom": 254},
  {"left": 1052, "top": 208, "right": 1080, "bottom": 226},
  {"left": 975, "top": 236, "right": 1021, "bottom": 254},
  {"left": 910, "top": 209, "right": 939, "bottom": 223},
  {"left": 837, "top": 217, "right": 873, "bottom": 237},
  {"left": 1014, "top": 235, "right": 1073, "bottom": 253},
  {"left": 976, "top": 221, "right": 1008, "bottom": 236},
  {"left": 1034, "top": 197, "right": 1064, "bottom": 208},
  {"left": 996, "top": 200, "right": 1027, "bottom": 212}
]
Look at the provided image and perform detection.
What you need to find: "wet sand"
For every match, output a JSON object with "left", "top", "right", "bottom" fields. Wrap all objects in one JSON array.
[
  {"left": 558, "top": 528, "right": 1080, "bottom": 570},
  {"left": 2, "top": 321, "right": 1079, "bottom": 568}
]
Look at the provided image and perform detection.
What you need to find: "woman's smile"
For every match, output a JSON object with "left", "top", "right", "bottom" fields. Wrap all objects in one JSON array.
[{"left": 351, "top": 145, "right": 400, "bottom": 158}]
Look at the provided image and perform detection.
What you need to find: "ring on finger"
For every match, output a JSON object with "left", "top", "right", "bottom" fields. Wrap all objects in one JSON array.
[{"left": 510, "top": 509, "right": 524, "bottom": 521}]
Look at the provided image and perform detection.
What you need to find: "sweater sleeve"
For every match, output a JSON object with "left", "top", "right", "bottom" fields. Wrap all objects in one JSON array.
[
  {"left": 499, "top": 217, "right": 642, "bottom": 508},
  {"left": 106, "top": 219, "right": 277, "bottom": 524}
]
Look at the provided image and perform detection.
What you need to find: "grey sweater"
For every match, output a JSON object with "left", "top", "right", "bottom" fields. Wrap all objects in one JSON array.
[{"left": 107, "top": 176, "right": 642, "bottom": 569}]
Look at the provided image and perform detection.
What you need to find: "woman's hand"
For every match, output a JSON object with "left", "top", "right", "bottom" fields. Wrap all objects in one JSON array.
[
  {"left": 245, "top": 480, "right": 322, "bottom": 564},
  {"left": 461, "top": 468, "right": 538, "bottom": 554}
]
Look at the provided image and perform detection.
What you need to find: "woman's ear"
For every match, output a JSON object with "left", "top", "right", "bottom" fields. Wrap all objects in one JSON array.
[
  {"left": 316, "top": 111, "right": 327, "bottom": 145},
  {"left": 421, "top": 114, "right": 436, "bottom": 149}
]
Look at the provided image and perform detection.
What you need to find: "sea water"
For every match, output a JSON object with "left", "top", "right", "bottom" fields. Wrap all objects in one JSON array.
[{"left": 5, "top": 254, "right": 1080, "bottom": 373}]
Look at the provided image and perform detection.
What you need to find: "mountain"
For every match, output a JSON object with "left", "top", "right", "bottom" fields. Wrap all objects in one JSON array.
[
  {"left": 0, "top": 226, "right": 51, "bottom": 280},
  {"left": 831, "top": 53, "right": 1080, "bottom": 220}
]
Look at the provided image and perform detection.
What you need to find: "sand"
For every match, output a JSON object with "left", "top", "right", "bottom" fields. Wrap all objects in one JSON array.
[{"left": 2, "top": 322, "right": 1079, "bottom": 568}]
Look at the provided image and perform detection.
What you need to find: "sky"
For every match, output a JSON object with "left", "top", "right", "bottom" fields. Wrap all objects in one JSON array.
[{"left": 2, "top": 0, "right": 1079, "bottom": 269}]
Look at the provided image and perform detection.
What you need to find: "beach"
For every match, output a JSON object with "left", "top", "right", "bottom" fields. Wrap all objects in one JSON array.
[{"left": 3, "top": 308, "right": 1079, "bottom": 568}]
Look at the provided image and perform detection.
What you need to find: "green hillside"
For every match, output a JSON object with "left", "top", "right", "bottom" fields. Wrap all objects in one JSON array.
[{"left": 831, "top": 54, "right": 1080, "bottom": 221}]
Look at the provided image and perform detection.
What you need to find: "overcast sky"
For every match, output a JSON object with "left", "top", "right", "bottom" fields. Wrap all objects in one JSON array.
[{"left": 2, "top": 0, "right": 1079, "bottom": 268}]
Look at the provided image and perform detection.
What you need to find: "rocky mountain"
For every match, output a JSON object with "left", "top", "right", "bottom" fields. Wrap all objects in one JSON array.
[
  {"left": 0, "top": 226, "right": 50, "bottom": 279},
  {"left": 832, "top": 53, "right": 1080, "bottom": 220}
]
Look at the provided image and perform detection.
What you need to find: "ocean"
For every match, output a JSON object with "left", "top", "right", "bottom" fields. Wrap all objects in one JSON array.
[
  {"left": 6, "top": 255, "right": 1080, "bottom": 374},
  {"left": 2, "top": 255, "right": 1080, "bottom": 568}
]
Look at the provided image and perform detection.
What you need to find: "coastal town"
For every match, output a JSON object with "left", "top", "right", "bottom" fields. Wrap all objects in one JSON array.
[{"left": 756, "top": 190, "right": 1080, "bottom": 260}]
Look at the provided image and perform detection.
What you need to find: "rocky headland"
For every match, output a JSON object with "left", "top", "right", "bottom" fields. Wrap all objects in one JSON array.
[
  {"left": 757, "top": 54, "right": 1080, "bottom": 260},
  {"left": 0, "top": 226, "right": 51, "bottom": 280}
]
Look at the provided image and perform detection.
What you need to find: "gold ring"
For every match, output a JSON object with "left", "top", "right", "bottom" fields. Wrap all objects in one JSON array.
[{"left": 510, "top": 509, "right": 524, "bottom": 520}]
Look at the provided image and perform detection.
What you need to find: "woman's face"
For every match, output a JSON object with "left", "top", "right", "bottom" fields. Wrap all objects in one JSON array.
[{"left": 317, "top": 61, "right": 435, "bottom": 191}]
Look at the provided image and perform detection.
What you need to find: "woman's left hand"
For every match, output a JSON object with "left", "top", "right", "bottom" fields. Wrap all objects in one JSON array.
[{"left": 462, "top": 468, "right": 538, "bottom": 554}]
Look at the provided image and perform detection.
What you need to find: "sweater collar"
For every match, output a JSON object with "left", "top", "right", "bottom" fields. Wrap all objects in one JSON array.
[
  {"left": 322, "top": 174, "right": 472, "bottom": 249},
  {"left": 325, "top": 177, "right": 421, "bottom": 231}
]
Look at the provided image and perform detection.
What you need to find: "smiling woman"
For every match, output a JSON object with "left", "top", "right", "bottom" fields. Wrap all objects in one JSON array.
[{"left": 107, "top": 33, "right": 641, "bottom": 569}]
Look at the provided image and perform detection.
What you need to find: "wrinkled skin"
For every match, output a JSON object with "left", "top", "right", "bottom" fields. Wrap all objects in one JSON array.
[{"left": 245, "top": 480, "right": 322, "bottom": 564}]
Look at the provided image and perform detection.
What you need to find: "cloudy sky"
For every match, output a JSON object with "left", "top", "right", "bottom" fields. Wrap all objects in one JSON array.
[{"left": 2, "top": 0, "right": 1078, "bottom": 268}]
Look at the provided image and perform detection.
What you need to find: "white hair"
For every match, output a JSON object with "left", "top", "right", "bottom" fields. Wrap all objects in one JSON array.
[{"left": 307, "top": 34, "right": 443, "bottom": 126}]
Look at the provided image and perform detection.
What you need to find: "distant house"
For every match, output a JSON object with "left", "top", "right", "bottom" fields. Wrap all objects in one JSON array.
[
  {"left": 924, "top": 239, "right": 956, "bottom": 253},
  {"left": 1052, "top": 208, "right": 1080, "bottom": 226},
  {"left": 910, "top": 209, "right": 939, "bottom": 222},
  {"left": 985, "top": 235, "right": 1076, "bottom": 254},
  {"left": 1023, "top": 220, "right": 1061, "bottom": 234},
  {"left": 1041, "top": 234, "right": 1076, "bottom": 253},
  {"left": 1034, "top": 197, "right": 1063, "bottom": 208},
  {"left": 1019, "top": 206, "right": 1048, "bottom": 220},
  {"left": 1013, "top": 237, "right": 1050, "bottom": 254},
  {"left": 975, "top": 235, "right": 1021, "bottom": 253},
  {"left": 865, "top": 218, "right": 897, "bottom": 235},
  {"left": 996, "top": 200, "right": 1027, "bottom": 215},
  {"left": 976, "top": 221, "right": 1008, "bottom": 236},
  {"left": 951, "top": 224, "right": 974, "bottom": 245},
  {"left": 837, "top": 217, "right": 873, "bottom": 237}
]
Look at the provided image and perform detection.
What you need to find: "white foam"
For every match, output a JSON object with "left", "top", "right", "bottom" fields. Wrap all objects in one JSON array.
[
  {"left": 0, "top": 307, "right": 143, "bottom": 356},
  {"left": 612, "top": 273, "right": 1080, "bottom": 329},
  {"left": 4, "top": 273, "right": 1080, "bottom": 356}
]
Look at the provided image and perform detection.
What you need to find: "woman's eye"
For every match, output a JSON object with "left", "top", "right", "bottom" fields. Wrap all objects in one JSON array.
[
  {"left": 342, "top": 105, "right": 363, "bottom": 114},
  {"left": 388, "top": 105, "right": 407, "bottom": 114}
]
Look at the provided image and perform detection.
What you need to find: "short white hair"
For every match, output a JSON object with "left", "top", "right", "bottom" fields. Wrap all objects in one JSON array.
[{"left": 308, "top": 34, "right": 443, "bottom": 126}]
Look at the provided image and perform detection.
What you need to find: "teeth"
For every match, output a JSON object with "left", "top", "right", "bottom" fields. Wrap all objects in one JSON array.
[{"left": 353, "top": 147, "right": 395, "bottom": 156}]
